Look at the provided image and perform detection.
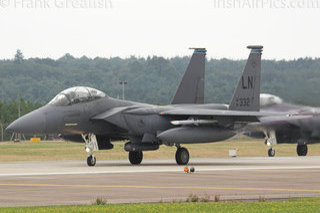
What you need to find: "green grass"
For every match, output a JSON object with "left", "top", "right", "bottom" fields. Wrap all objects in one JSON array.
[
  {"left": 1, "top": 137, "right": 320, "bottom": 161},
  {"left": 1, "top": 198, "right": 320, "bottom": 213}
]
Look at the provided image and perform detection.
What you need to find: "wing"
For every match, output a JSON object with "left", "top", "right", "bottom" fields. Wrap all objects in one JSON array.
[
  {"left": 245, "top": 114, "right": 313, "bottom": 132},
  {"left": 160, "top": 108, "right": 282, "bottom": 123}
]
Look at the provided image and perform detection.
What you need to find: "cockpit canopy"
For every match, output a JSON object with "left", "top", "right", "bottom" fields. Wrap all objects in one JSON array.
[
  {"left": 260, "top": 93, "right": 283, "bottom": 107},
  {"left": 49, "top": 87, "right": 106, "bottom": 106}
]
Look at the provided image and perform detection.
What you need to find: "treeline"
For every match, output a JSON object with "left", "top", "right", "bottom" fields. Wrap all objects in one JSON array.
[{"left": 1, "top": 52, "right": 320, "bottom": 106}]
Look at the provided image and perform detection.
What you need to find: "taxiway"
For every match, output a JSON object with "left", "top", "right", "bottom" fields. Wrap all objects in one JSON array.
[{"left": 0, "top": 157, "right": 319, "bottom": 206}]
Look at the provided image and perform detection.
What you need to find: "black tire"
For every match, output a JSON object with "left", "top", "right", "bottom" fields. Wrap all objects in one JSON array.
[
  {"left": 297, "top": 144, "right": 308, "bottom": 156},
  {"left": 129, "top": 151, "right": 143, "bottom": 165},
  {"left": 268, "top": 148, "right": 275, "bottom": 157},
  {"left": 175, "top": 147, "right": 189, "bottom": 165},
  {"left": 87, "top": 155, "right": 96, "bottom": 166}
]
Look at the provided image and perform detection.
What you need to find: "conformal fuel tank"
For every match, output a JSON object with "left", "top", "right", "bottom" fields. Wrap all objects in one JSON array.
[{"left": 157, "top": 127, "right": 236, "bottom": 144}]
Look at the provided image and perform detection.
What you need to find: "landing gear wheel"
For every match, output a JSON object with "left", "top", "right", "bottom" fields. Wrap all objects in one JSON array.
[
  {"left": 297, "top": 144, "right": 308, "bottom": 156},
  {"left": 175, "top": 147, "right": 189, "bottom": 165},
  {"left": 268, "top": 148, "right": 275, "bottom": 157},
  {"left": 87, "top": 155, "right": 96, "bottom": 166},
  {"left": 129, "top": 151, "right": 143, "bottom": 165}
]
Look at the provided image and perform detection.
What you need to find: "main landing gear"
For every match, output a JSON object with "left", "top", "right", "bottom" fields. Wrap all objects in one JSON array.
[
  {"left": 175, "top": 146, "right": 189, "bottom": 165},
  {"left": 129, "top": 151, "right": 143, "bottom": 165},
  {"left": 297, "top": 144, "right": 308, "bottom": 156},
  {"left": 267, "top": 144, "right": 308, "bottom": 157},
  {"left": 126, "top": 146, "right": 190, "bottom": 166}
]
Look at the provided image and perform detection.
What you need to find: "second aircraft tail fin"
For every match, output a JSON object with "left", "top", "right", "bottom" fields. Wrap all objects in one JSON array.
[
  {"left": 171, "top": 48, "right": 206, "bottom": 104},
  {"left": 229, "top": 45, "right": 263, "bottom": 111}
]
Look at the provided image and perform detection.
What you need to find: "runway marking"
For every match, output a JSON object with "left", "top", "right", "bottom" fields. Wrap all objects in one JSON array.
[
  {"left": 256, "top": 169, "right": 320, "bottom": 173},
  {"left": 0, "top": 183, "right": 320, "bottom": 193},
  {"left": 0, "top": 166, "right": 320, "bottom": 177}
]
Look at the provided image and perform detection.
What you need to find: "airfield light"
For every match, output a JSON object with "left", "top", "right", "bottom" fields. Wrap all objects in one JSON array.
[{"left": 119, "top": 80, "right": 127, "bottom": 100}]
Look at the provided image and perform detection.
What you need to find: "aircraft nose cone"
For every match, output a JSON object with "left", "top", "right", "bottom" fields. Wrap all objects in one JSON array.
[
  {"left": 6, "top": 108, "right": 46, "bottom": 134},
  {"left": 5, "top": 122, "right": 15, "bottom": 132}
]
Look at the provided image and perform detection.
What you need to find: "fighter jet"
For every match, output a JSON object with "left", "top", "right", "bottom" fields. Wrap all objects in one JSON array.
[
  {"left": 7, "top": 46, "right": 267, "bottom": 166},
  {"left": 245, "top": 93, "right": 320, "bottom": 157}
]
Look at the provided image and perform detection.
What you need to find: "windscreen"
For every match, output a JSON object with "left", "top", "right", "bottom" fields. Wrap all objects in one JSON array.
[
  {"left": 49, "top": 87, "right": 106, "bottom": 106},
  {"left": 260, "top": 93, "right": 283, "bottom": 107}
]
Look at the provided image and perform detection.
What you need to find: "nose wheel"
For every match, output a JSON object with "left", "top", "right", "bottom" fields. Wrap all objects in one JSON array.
[
  {"left": 175, "top": 147, "right": 189, "bottom": 165},
  {"left": 268, "top": 148, "right": 275, "bottom": 157},
  {"left": 87, "top": 155, "right": 96, "bottom": 166}
]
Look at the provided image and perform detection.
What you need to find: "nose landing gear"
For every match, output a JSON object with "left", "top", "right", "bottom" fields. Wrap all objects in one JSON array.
[
  {"left": 264, "top": 130, "right": 277, "bottom": 157},
  {"left": 82, "top": 133, "right": 99, "bottom": 167}
]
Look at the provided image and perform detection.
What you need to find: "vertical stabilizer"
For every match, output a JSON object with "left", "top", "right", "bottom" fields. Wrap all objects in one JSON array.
[
  {"left": 171, "top": 48, "right": 206, "bottom": 104},
  {"left": 229, "top": 45, "right": 263, "bottom": 111}
]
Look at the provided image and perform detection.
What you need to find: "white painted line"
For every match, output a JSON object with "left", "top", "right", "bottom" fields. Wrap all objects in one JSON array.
[{"left": 0, "top": 165, "right": 320, "bottom": 177}]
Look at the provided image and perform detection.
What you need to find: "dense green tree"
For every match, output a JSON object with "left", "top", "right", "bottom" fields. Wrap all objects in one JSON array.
[
  {"left": 14, "top": 49, "right": 24, "bottom": 64},
  {"left": 0, "top": 54, "right": 320, "bottom": 106}
]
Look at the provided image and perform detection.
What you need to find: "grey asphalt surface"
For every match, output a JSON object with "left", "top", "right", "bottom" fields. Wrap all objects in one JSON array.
[{"left": 0, "top": 157, "right": 320, "bottom": 206}]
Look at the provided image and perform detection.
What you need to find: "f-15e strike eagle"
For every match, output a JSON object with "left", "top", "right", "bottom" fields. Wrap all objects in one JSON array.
[
  {"left": 247, "top": 93, "right": 320, "bottom": 157},
  {"left": 7, "top": 46, "right": 267, "bottom": 166}
]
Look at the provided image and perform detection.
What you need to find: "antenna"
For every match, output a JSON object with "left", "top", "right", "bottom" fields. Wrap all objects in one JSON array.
[
  {"left": 0, "top": 122, "right": 3, "bottom": 142},
  {"left": 13, "top": 88, "right": 21, "bottom": 142},
  {"left": 18, "top": 88, "right": 21, "bottom": 118}
]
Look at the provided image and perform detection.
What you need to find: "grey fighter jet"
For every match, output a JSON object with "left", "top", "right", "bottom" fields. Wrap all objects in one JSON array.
[
  {"left": 7, "top": 46, "right": 267, "bottom": 166},
  {"left": 246, "top": 93, "right": 320, "bottom": 157}
]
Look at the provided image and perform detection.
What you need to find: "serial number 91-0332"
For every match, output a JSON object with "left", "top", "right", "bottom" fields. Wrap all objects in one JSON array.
[{"left": 235, "top": 97, "right": 252, "bottom": 107}]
